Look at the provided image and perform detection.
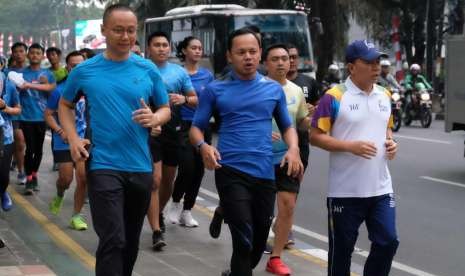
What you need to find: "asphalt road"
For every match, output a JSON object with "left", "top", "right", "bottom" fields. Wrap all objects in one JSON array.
[
  {"left": 201, "top": 119, "right": 465, "bottom": 276},
  {"left": 8, "top": 118, "right": 464, "bottom": 276}
]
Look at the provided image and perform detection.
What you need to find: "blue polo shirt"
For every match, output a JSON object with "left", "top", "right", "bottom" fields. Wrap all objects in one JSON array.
[
  {"left": 19, "top": 67, "right": 55, "bottom": 122},
  {"left": 192, "top": 72, "right": 292, "bottom": 180},
  {"left": 62, "top": 53, "right": 169, "bottom": 172},
  {"left": 180, "top": 67, "right": 214, "bottom": 121},
  {"left": 1, "top": 79, "right": 19, "bottom": 145},
  {"left": 47, "top": 79, "right": 86, "bottom": 151}
]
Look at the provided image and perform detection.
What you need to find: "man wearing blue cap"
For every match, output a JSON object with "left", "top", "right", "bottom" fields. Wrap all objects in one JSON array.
[{"left": 310, "top": 40, "right": 399, "bottom": 276}]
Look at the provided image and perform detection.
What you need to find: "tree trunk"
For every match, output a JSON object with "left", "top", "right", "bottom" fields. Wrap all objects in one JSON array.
[{"left": 314, "top": 0, "right": 337, "bottom": 82}]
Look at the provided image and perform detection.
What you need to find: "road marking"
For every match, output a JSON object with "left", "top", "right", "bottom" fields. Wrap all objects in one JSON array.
[
  {"left": 302, "top": 248, "right": 328, "bottom": 261},
  {"left": 394, "top": 134, "right": 452, "bottom": 145},
  {"left": 199, "top": 188, "right": 441, "bottom": 276},
  {"left": 420, "top": 176, "right": 465, "bottom": 189},
  {"left": 10, "top": 187, "right": 145, "bottom": 276},
  {"left": 9, "top": 187, "right": 96, "bottom": 270},
  {"left": 199, "top": 187, "right": 220, "bottom": 200}
]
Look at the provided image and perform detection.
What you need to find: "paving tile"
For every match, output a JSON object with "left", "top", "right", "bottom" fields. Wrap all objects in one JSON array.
[
  {"left": 0, "top": 266, "right": 22, "bottom": 276},
  {"left": 19, "top": 265, "right": 55, "bottom": 274}
]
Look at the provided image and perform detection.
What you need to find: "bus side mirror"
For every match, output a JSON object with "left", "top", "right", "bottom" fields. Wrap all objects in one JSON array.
[{"left": 311, "top": 17, "right": 323, "bottom": 35}]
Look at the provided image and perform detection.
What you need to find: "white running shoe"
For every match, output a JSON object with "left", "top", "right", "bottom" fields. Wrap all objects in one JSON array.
[
  {"left": 179, "top": 210, "right": 199, "bottom": 228},
  {"left": 168, "top": 202, "right": 182, "bottom": 224}
]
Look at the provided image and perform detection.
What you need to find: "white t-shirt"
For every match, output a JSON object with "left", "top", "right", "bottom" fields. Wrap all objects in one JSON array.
[{"left": 311, "top": 77, "right": 394, "bottom": 197}]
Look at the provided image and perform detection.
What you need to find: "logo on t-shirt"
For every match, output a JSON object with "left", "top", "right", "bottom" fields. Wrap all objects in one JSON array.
[
  {"left": 378, "top": 100, "right": 388, "bottom": 112},
  {"left": 349, "top": 104, "right": 359, "bottom": 111}
]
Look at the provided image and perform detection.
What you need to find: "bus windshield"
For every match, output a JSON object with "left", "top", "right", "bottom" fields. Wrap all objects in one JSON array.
[{"left": 233, "top": 14, "right": 314, "bottom": 71}]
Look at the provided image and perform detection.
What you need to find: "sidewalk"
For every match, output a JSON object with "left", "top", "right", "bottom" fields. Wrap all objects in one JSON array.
[{"left": 0, "top": 217, "right": 56, "bottom": 276}]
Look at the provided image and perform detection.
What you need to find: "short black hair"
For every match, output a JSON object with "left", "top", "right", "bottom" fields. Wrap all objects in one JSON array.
[
  {"left": 147, "top": 31, "right": 170, "bottom": 45},
  {"left": 11, "top": 42, "right": 27, "bottom": 52},
  {"left": 46, "top": 47, "right": 62, "bottom": 56},
  {"left": 286, "top": 43, "right": 298, "bottom": 51},
  {"left": 65, "top": 51, "right": 85, "bottom": 64},
  {"left": 28, "top": 43, "right": 44, "bottom": 53},
  {"left": 79, "top": 48, "right": 95, "bottom": 59},
  {"left": 227, "top": 28, "right": 261, "bottom": 51},
  {"left": 176, "top": 36, "right": 199, "bottom": 62},
  {"left": 263, "top": 44, "right": 289, "bottom": 60},
  {"left": 103, "top": 3, "right": 135, "bottom": 24},
  {"left": 246, "top": 25, "right": 261, "bottom": 34}
]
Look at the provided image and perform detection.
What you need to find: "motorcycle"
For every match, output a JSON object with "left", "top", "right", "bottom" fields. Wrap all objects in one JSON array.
[
  {"left": 390, "top": 88, "right": 403, "bottom": 132},
  {"left": 403, "top": 83, "right": 433, "bottom": 128}
]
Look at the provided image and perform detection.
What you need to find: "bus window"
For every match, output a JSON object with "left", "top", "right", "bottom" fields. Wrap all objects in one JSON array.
[{"left": 234, "top": 14, "right": 313, "bottom": 71}]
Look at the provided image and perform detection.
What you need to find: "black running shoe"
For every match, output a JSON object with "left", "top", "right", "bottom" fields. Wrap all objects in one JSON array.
[
  {"left": 264, "top": 242, "right": 273, "bottom": 254},
  {"left": 152, "top": 230, "right": 166, "bottom": 251},
  {"left": 32, "top": 177, "right": 39, "bottom": 192},
  {"left": 159, "top": 213, "right": 166, "bottom": 233},
  {"left": 24, "top": 180, "right": 34, "bottom": 196},
  {"left": 209, "top": 206, "right": 223, "bottom": 239}
]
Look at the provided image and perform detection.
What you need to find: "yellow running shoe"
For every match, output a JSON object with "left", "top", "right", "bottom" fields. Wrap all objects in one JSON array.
[
  {"left": 49, "top": 196, "right": 64, "bottom": 215},
  {"left": 70, "top": 214, "right": 88, "bottom": 231}
]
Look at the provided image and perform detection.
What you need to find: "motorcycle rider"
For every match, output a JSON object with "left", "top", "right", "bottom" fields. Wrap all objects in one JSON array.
[
  {"left": 378, "top": 59, "right": 403, "bottom": 92},
  {"left": 321, "top": 64, "right": 341, "bottom": 92},
  {"left": 404, "top": 63, "right": 432, "bottom": 91}
]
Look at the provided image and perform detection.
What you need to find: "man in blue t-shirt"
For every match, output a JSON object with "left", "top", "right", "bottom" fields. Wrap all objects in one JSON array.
[
  {"left": 44, "top": 51, "right": 88, "bottom": 231},
  {"left": 145, "top": 31, "right": 197, "bottom": 250},
  {"left": 58, "top": 5, "right": 170, "bottom": 276},
  {"left": 190, "top": 28, "right": 303, "bottom": 276},
  {"left": 18, "top": 43, "right": 56, "bottom": 195},
  {"left": 0, "top": 77, "right": 21, "bottom": 211},
  {"left": 5, "top": 42, "right": 28, "bottom": 185}
]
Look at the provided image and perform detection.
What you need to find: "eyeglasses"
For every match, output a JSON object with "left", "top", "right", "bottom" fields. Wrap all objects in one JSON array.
[{"left": 111, "top": 28, "right": 137, "bottom": 37}]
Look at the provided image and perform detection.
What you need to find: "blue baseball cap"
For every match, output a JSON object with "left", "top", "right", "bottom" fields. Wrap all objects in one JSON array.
[{"left": 345, "top": 40, "right": 386, "bottom": 63}]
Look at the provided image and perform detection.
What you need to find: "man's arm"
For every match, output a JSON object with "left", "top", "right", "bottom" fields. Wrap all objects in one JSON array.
[
  {"left": 0, "top": 100, "right": 20, "bottom": 116},
  {"left": 274, "top": 87, "right": 303, "bottom": 177},
  {"left": 309, "top": 127, "right": 377, "bottom": 159},
  {"left": 385, "top": 128, "right": 398, "bottom": 160},
  {"left": 58, "top": 98, "right": 89, "bottom": 161},
  {"left": 190, "top": 86, "right": 219, "bottom": 170},
  {"left": 23, "top": 82, "right": 56, "bottom": 92}
]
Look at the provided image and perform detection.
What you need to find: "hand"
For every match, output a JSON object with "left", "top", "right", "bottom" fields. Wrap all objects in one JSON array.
[
  {"left": 69, "top": 138, "right": 91, "bottom": 163},
  {"left": 58, "top": 130, "right": 68, "bottom": 143},
  {"left": 0, "top": 99, "right": 6, "bottom": 110},
  {"left": 349, "top": 141, "right": 377, "bottom": 159},
  {"left": 151, "top": 125, "right": 162, "bottom": 137},
  {"left": 19, "top": 82, "right": 30, "bottom": 90},
  {"left": 169, "top": 93, "right": 186, "bottom": 106},
  {"left": 280, "top": 146, "right": 303, "bottom": 178},
  {"left": 307, "top": 103, "right": 316, "bottom": 116},
  {"left": 272, "top": 132, "right": 282, "bottom": 142},
  {"left": 199, "top": 144, "right": 222, "bottom": 170},
  {"left": 385, "top": 139, "right": 398, "bottom": 160},
  {"left": 132, "top": 98, "right": 159, "bottom": 128}
]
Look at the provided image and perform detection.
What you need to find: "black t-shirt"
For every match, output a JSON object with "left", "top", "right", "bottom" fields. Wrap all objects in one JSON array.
[
  {"left": 290, "top": 73, "right": 321, "bottom": 153},
  {"left": 291, "top": 73, "right": 321, "bottom": 105}
]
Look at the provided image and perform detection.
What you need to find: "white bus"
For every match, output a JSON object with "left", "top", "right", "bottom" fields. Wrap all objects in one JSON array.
[{"left": 144, "top": 4, "right": 315, "bottom": 76}]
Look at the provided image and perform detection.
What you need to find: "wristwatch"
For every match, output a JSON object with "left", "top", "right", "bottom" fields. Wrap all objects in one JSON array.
[{"left": 196, "top": 140, "right": 206, "bottom": 151}]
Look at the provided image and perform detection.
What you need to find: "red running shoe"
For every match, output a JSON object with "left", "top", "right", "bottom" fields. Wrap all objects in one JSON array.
[{"left": 266, "top": 257, "right": 292, "bottom": 275}]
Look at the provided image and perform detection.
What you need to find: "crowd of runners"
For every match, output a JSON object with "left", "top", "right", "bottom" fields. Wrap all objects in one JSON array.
[{"left": 0, "top": 4, "right": 400, "bottom": 276}]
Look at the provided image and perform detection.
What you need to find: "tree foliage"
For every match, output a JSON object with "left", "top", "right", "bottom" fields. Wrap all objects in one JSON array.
[{"left": 0, "top": 0, "right": 103, "bottom": 39}]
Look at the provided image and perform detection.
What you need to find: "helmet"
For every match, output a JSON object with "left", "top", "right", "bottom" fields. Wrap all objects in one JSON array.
[
  {"left": 415, "top": 82, "right": 426, "bottom": 91},
  {"left": 328, "top": 64, "right": 339, "bottom": 71},
  {"left": 380, "top": 59, "right": 391, "bottom": 66},
  {"left": 410, "top": 63, "right": 421, "bottom": 71}
]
